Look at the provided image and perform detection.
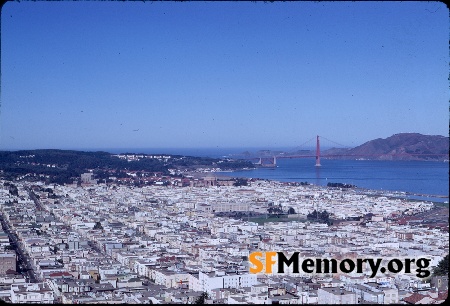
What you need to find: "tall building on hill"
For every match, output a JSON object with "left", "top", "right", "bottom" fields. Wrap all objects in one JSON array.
[{"left": 81, "top": 173, "right": 97, "bottom": 185}]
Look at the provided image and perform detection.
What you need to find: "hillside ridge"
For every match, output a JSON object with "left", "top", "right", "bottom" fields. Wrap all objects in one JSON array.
[{"left": 324, "top": 133, "right": 448, "bottom": 161}]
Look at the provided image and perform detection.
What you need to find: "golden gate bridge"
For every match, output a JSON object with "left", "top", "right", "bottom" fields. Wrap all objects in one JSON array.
[{"left": 252, "top": 135, "right": 449, "bottom": 167}]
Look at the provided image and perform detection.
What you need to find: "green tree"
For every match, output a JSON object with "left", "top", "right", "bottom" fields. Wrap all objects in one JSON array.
[
  {"left": 433, "top": 254, "right": 448, "bottom": 276},
  {"left": 320, "top": 210, "right": 329, "bottom": 220},
  {"left": 93, "top": 221, "right": 103, "bottom": 230},
  {"left": 52, "top": 245, "right": 59, "bottom": 254},
  {"left": 307, "top": 209, "right": 318, "bottom": 220},
  {"left": 195, "top": 292, "right": 209, "bottom": 304},
  {"left": 307, "top": 209, "right": 331, "bottom": 224}
]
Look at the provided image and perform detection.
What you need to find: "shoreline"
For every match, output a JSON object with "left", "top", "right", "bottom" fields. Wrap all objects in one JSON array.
[{"left": 210, "top": 169, "right": 449, "bottom": 204}]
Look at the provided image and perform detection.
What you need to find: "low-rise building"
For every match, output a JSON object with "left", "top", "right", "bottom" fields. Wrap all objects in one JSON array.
[
  {"left": 0, "top": 252, "right": 16, "bottom": 275},
  {"left": 317, "top": 287, "right": 357, "bottom": 304},
  {"left": 10, "top": 282, "right": 55, "bottom": 304}
]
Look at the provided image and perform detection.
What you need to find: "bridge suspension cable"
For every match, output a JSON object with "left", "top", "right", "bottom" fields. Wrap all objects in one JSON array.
[
  {"left": 289, "top": 136, "right": 316, "bottom": 153},
  {"left": 319, "top": 136, "right": 351, "bottom": 148}
]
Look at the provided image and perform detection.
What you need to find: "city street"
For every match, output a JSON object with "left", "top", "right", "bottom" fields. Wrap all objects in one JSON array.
[{"left": 1, "top": 213, "right": 39, "bottom": 283}]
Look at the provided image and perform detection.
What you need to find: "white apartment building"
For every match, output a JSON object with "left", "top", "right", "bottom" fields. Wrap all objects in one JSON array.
[
  {"left": 347, "top": 282, "right": 399, "bottom": 304},
  {"left": 145, "top": 266, "right": 190, "bottom": 288},
  {"left": 10, "top": 283, "right": 54, "bottom": 304},
  {"left": 191, "top": 270, "right": 258, "bottom": 294}
]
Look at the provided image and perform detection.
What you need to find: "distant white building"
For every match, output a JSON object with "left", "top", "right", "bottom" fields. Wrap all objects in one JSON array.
[{"left": 317, "top": 287, "right": 357, "bottom": 304}]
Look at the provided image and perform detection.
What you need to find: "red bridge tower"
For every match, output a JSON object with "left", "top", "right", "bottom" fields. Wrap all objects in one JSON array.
[{"left": 315, "top": 135, "right": 321, "bottom": 167}]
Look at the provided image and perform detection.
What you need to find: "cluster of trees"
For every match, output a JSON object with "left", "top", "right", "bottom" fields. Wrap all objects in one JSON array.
[
  {"left": 3, "top": 182, "right": 19, "bottom": 196},
  {"left": 195, "top": 292, "right": 209, "bottom": 304},
  {"left": 267, "top": 205, "right": 283, "bottom": 214},
  {"left": 218, "top": 160, "right": 254, "bottom": 169},
  {"left": 433, "top": 254, "right": 448, "bottom": 276},
  {"left": 266, "top": 204, "right": 296, "bottom": 215},
  {"left": 169, "top": 156, "right": 253, "bottom": 170},
  {"left": 0, "top": 149, "right": 253, "bottom": 185},
  {"left": 93, "top": 222, "right": 103, "bottom": 230},
  {"left": 0, "top": 150, "right": 171, "bottom": 184},
  {"left": 307, "top": 209, "right": 332, "bottom": 225},
  {"left": 266, "top": 203, "right": 296, "bottom": 215},
  {"left": 233, "top": 178, "right": 248, "bottom": 187}
]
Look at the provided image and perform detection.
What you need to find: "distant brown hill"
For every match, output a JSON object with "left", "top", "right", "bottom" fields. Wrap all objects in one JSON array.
[{"left": 323, "top": 133, "right": 449, "bottom": 161}]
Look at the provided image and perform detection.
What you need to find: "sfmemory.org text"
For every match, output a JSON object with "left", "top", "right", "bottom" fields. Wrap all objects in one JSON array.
[{"left": 249, "top": 252, "right": 431, "bottom": 278}]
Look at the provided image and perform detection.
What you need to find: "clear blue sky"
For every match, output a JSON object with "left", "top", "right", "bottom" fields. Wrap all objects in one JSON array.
[{"left": 1, "top": 1, "right": 448, "bottom": 151}]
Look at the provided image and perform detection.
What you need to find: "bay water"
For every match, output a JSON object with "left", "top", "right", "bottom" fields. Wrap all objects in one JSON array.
[
  {"left": 220, "top": 158, "right": 449, "bottom": 202},
  {"left": 103, "top": 147, "right": 449, "bottom": 202}
]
